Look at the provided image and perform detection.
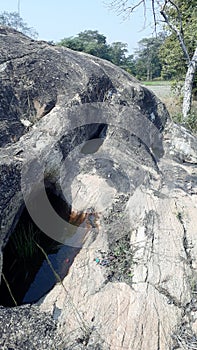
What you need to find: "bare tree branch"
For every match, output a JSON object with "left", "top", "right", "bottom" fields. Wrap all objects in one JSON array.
[
  {"left": 166, "top": 0, "right": 184, "bottom": 36},
  {"left": 108, "top": 0, "right": 145, "bottom": 17},
  {"left": 151, "top": 0, "right": 157, "bottom": 34},
  {"left": 127, "top": 0, "right": 145, "bottom": 13},
  {"left": 160, "top": 5, "right": 190, "bottom": 64}
]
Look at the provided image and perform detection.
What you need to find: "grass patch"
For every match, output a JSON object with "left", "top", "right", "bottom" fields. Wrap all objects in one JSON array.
[
  {"left": 142, "top": 80, "right": 170, "bottom": 86},
  {"left": 10, "top": 222, "right": 40, "bottom": 262}
]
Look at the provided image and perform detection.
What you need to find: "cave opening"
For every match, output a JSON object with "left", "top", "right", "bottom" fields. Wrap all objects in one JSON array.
[{"left": 0, "top": 189, "right": 80, "bottom": 307}]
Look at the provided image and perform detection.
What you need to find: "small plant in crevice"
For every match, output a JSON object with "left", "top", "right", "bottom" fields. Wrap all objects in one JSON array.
[
  {"left": 176, "top": 211, "right": 183, "bottom": 224},
  {"left": 96, "top": 234, "right": 136, "bottom": 286},
  {"left": 176, "top": 209, "right": 186, "bottom": 230}
]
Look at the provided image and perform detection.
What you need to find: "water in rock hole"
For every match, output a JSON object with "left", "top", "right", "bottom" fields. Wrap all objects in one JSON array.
[{"left": 0, "top": 191, "right": 80, "bottom": 307}]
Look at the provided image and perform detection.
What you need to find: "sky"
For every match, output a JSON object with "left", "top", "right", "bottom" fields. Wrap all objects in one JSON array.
[{"left": 0, "top": 0, "right": 155, "bottom": 54}]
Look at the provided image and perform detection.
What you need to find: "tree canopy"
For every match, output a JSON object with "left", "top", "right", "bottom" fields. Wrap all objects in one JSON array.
[
  {"left": 58, "top": 29, "right": 164, "bottom": 80},
  {"left": 58, "top": 30, "right": 111, "bottom": 61},
  {"left": 58, "top": 30, "right": 136, "bottom": 69},
  {"left": 134, "top": 34, "right": 164, "bottom": 80}
]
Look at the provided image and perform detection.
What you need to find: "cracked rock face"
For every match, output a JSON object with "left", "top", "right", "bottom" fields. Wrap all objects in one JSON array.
[{"left": 0, "top": 26, "right": 197, "bottom": 350}]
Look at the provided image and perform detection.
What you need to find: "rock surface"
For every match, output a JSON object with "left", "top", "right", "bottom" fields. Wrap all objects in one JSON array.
[{"left": 0, "top": 26, "right": 197, "bottom": 350}]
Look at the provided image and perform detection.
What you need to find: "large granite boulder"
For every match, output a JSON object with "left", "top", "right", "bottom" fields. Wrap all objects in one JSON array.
[{"left": 0, "top": 26, "right": 197, "bottom": 350}]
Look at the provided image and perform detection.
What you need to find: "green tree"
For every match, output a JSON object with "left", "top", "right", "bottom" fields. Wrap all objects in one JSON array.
[
  {"left": 59, "top": 37, "right": 84, "bottom": 52},
  {"left": 159, "top": 34, "right": 183, "bottom": 80},
  {"left": 160, "top": 0, "right": 197, "bottom": 119},
  {"left": 0, "top": 11, "right": 38, "bottom": 38},
  {"left": 134, "top": 35, "right": 164, "bottom": 80},
  {"left": 77, "top": 30, "right": 106, "bottom": 44},
  {"left": 159, "top": 1, "right": 197, "bottom": 104},
  {"left": 108, "top": 0, "right": 197, "bottom": 120},
  {"left": 109, "top": 41, "right": 128, "bottom": 66},
  {"left": 122, "top": 54, "right": 136, "bottom": 75},
  {"left": 58, "top": 30, "right": 111, "bottom": 61},
  {"left": 58, "top": 30, "right": 134, "bottom": 70}
]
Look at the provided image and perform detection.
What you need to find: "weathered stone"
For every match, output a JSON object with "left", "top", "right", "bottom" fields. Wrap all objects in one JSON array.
[
  {"left": 0, "top": 26, "right": 197, "bottom": 350},
  {"left": 0, "top": 305, "right": 60, "bottom": 349}
]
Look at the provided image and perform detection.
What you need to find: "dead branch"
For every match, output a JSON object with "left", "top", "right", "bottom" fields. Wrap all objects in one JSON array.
[
  {"left": 160, "top": 2, "right": 190, "bottom": 64},
  {"left": 109, "top": 0, "right": 145, "bottom": 17}
]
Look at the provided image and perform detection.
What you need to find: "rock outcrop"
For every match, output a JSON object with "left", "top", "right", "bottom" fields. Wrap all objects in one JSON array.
[{"left": 0, "top": 26, "right": 197, "bottom": 350}]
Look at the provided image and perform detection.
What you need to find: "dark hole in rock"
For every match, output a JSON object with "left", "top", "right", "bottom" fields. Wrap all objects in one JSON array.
[
  {"left": 0, "top": 190, "right": 80, "bottom": 307},
  {"left": 59, "top": 123, "right": 107, "bottom": 159}
]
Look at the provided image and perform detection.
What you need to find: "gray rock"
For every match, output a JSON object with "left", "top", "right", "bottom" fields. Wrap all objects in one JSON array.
[
  {"left": 0, "top": 305, "right": 60, "bottom": 350},
  {"left": 0, "top": 27, "right": 197, "bottom": 350},
  {"left": 0, "top": 26, "right": 167, "bottom": 148}
]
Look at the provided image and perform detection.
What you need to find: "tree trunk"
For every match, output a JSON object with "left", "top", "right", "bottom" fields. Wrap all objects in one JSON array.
[
  {"left": 182, "top": 47, "right": 197, "bottom": 120},
  {"left": 146, "top": 58, "right": 151, "bottom": 81},
  {"left": 146, "top": 68, "right": 150, "bottom": 81}
]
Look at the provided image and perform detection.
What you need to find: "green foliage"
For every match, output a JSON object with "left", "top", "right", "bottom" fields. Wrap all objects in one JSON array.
[
  {"left": 109, "top": 41, "right": 128, "bottom": 65},
  {"left": 58, "top": 30, "right": 111, "bottom": 60},
  {"left": 58, "top": 30, "right": 167, "bottom": 80},
  {"left": 0, "top": 11, "right": 38, "bottom": 38},
  {"left": 172, "top": 109, "right": 197, "bottom": 134},
  {"left": 159, "top": 35, "right": 184, "bottom": 80},
  {"left": 164, "top": 0, "right": 197, "bottom": 45},
  {"left": 123, "top": 54, "right": 136, "bottom": 74},
  {"left": 77, "top": 29, "right": 106, "bottom": 44},
  {"left": 58, "top": 29, "right": 137, "bottom": 74},
  {"left": 134, "top": 34, "right": 165, "bottom": 80},
  {"left": 10, "top": 222, "right": 40, "bottom": 262},
  {"left": 59, "top": 29, "right": 164, "bottom": 78},
  {"left": 159, "top": 1, "right": 197, "bottom": 82}
]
